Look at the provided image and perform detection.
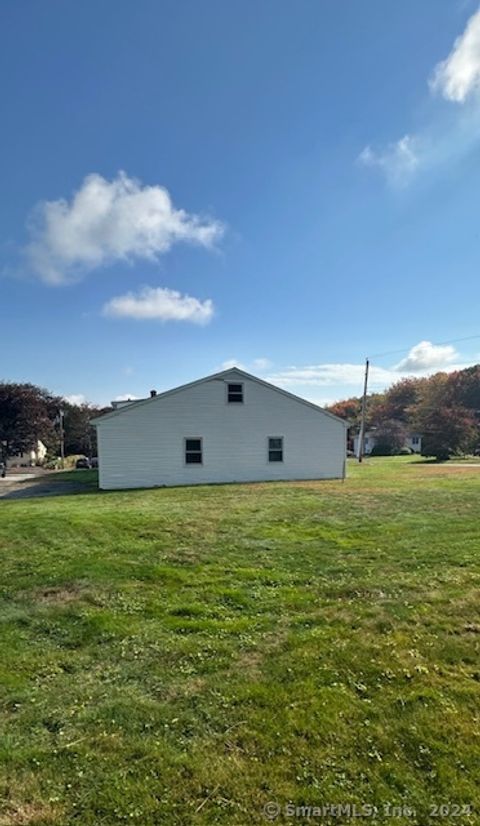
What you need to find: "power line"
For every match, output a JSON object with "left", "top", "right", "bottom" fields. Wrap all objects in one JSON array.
[{"left": 368, "top": 333, "right": 480, "bottom": 361}]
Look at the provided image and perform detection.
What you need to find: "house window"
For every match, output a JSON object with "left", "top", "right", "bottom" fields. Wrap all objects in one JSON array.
[
  {"left": 268, "top": 437, "right": 283, "bottom": 462},
  {"left": 227, "top": 383, "right": 244, "bottom": 403},
  {"left": 411, "top": 436, "right": 420, "bottom": 445},
  {"left": 185, "top": 438, "right": 203, "bottom": 464}
]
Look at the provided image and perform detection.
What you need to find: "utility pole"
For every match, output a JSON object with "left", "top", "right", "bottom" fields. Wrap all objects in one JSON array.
[
  {"left": 59, "top": 408, "right": 65, "bottom": 469},
  {"left": 358, "top": 358, "right": 369, "bottom": 463}
]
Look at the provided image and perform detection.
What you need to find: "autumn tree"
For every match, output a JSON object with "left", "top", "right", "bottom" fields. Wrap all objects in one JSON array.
[
  {"left": 446, "top": 366, "right": 480, "bottom": 420},
  {"left": 381, "top": 377, "right": 425, "bottom": 424},
  {"left": 412, "top": 373, "right": 478, "bottom": 459},
  {"left": 327, "top": 363, "right": 480, "bottom": 459},
  {"left": 327, "top": 397, "right": 361, "bottom": 425},
  {"left": 327, "top": 393, "right": 386, "bottom": 429}
]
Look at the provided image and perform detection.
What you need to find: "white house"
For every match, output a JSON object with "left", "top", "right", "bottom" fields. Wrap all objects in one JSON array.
[
  {"left": 5, "top": 440, "right": 47, "bottom": 468},
  {"left": 92, "top": 368, "right": 347, "bottom": 490},
  {"left": 353, "top": 430, "right": 422, "bottom": 457}
]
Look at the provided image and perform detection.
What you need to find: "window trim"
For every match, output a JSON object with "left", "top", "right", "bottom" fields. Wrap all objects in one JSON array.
[
  {"left": 184, "top": 436, "right": 203, "bottom": 466},
  {"left": 268, "top": 435, "right": 284, "bottom": 463},
  {"left": 226, "top": 381, "right": 244, "bottom": 404}
]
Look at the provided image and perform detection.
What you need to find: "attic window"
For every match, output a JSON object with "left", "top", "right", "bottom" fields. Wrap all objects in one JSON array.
[{"left": 227, "top": 383, "right": 243, "bottom": 403}]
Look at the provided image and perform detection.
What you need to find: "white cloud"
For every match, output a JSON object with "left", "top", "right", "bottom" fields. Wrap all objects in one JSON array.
[
  {"left": 268, "top": 341, "right": 474, "bottom": 395},
  {"left": 220, "top": 359, "right": 246, "bottom": 370},
  {"left": 394, "top": 340, "right": 458, "bottom": 372},
  {"left": 219, "top": 357, "right": 272, "bottom": 373},
  {"left": 360, "top": 8, "right": 480, "bottom": 185},
  {"left": 102, "top": 285, "right": 214, "bottom": 324},
  {"left": 64, "top": 393, "right": 87, "bottom": 406},
  {"left": 268, "top": 363, "right": 400, "bottom": 389},
  {"left": 114, "top": 394, "right": 140, "bottom": 401},
  {"left": 430, "top": 8, "right": 480, "bottom": 103},
  {"left": 252, "top": 357, "right": 272, "bottom": 371},
  {"left": 308, "top": 397, "right": 338, "bottom": 408},
  {"left": 26, "top": 171, "right": 224, "bottom": 285},
  {"left": 358, "top": 135, "right": 421, "bottom": 187}
]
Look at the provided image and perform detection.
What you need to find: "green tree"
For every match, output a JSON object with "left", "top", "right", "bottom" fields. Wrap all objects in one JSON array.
[
  {"left": 63, "top": 402, "right": 112, "bottom": 457},
  {"left": 419, "top": 405, "right": 477, "bottom": 460},
  {"left": 0, "top": 383, "right": 61, "bottom": 462},
  {"left": 370, "top": 419, "right": 408, "bottom": 455}
]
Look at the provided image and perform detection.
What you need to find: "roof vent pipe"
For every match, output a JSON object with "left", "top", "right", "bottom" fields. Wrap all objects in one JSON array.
[{"left": 150, "top": 389, "right": 157, "bottom": 397}]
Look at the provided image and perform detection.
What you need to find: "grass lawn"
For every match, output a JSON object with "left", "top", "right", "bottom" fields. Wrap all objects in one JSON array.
[{"left": 1, "top": 457, "right": 479, "bottom": 825}]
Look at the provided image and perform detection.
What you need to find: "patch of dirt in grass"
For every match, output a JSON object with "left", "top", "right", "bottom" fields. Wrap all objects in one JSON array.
[
  {"left": 0, "top": 801, "right": 63, "bottom": 825},
  {"left": 165, "top": 547, "right": 202, "bottom": 566},
  {"left": 462, "top": 623, "right": 480, "bottom": 634},
  {"left": 234, "top": 620, "right": 291, "bottom": 678},
  {"left": 235, "top": 649, "right": 264, "bottom": 678},
  {"left": 165, "top": 676, "right": 207, "bottom": 700},
  {"left": 444, "top": 588, "right": 480, "bottom": 613},
  {"left": 30, "top": 583, "right": 87, "bottom": 606}
]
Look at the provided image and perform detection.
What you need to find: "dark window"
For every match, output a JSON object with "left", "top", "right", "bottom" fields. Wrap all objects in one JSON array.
[
  {"left": 185, "top": 438, "right": 203, "bottom": 464},
  {"left": 227, "top": 383, "right": 243, "bottom": 403},
  {"left": 268, "top": 437, "right": 283, "bottom": 462}
]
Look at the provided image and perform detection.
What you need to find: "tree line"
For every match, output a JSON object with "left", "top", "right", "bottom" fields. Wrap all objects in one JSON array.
[
  {"left": 0, "top": 382, "right": 111, "bottom": 463},
  {"left": 326, "top": 364, "right": 480, "bottom": 460}
]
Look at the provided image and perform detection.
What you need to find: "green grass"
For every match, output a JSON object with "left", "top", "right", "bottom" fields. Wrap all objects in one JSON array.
[{"left": 1, "top": 457, "right": 479, "bottom": 825}]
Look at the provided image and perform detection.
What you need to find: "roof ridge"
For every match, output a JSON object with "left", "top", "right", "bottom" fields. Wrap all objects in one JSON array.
[{"left": 91, "top": 366, "right": 347, "bottom": 426}]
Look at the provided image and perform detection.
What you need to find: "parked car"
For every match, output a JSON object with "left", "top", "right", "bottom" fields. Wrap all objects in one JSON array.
[
  {"left": 90, "top": 457, "right": 98, "bottom": 468},
  {"left": 75, "top": 457, "right": 91, "bottom": 469}
]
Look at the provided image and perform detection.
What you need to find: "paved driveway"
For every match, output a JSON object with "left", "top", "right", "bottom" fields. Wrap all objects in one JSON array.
[
  {"left": 0, "top": 475, "right": 90, "bottom": 500},
  {"left": 0, "top": 473, "right": 43, "bottom": 483}
]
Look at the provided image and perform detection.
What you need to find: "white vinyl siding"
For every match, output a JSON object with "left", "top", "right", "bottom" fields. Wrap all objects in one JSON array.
[{"left": 95, "top": 371, "right": 346, "bottom": 489}]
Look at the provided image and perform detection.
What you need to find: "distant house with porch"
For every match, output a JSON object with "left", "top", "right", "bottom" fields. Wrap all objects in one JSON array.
[
  {"left": 5, "top": 440, "right": 47, "bottom": 468},
  {"left": 353, "top": 431, "right": 422, "bottom": 457}
]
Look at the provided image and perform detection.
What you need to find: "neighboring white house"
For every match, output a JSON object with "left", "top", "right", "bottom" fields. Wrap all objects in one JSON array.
[
  {"left": 92, "top": 368, "right": 347, "bottom": 490},
  {"left": 5, "top": 439, "right": 47, "bottom": 468},
  {"left": 353, "top": 431, "right": 422, "bottom": 457}
]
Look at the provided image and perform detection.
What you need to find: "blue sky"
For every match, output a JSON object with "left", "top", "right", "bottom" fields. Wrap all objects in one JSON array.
[{"left": 2, "top": 0, "right": 480, "bottom": 406}]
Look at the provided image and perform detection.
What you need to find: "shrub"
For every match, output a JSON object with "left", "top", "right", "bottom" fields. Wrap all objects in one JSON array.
[
  {"left": 370, "top": 443, "right": 393, "bottom": 457},
  {"left": 64, "top": 454, "right": 86, "bottom": 469}
]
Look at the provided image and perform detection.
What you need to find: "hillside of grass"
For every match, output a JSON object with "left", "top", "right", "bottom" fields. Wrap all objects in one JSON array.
[{"left": 0, "top": 458, "right": 479, "bottom": 825}]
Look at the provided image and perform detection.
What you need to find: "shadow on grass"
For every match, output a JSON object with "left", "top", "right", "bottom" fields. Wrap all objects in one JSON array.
[
  {"left": 411, "top": 457, "right": 480, "bottom": 465},
  {"left": 0, "top": 470, "right": 100, "bottom": 501},
  {"left": 410, "top": 458, "right": 448, "bottom": 464}
]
